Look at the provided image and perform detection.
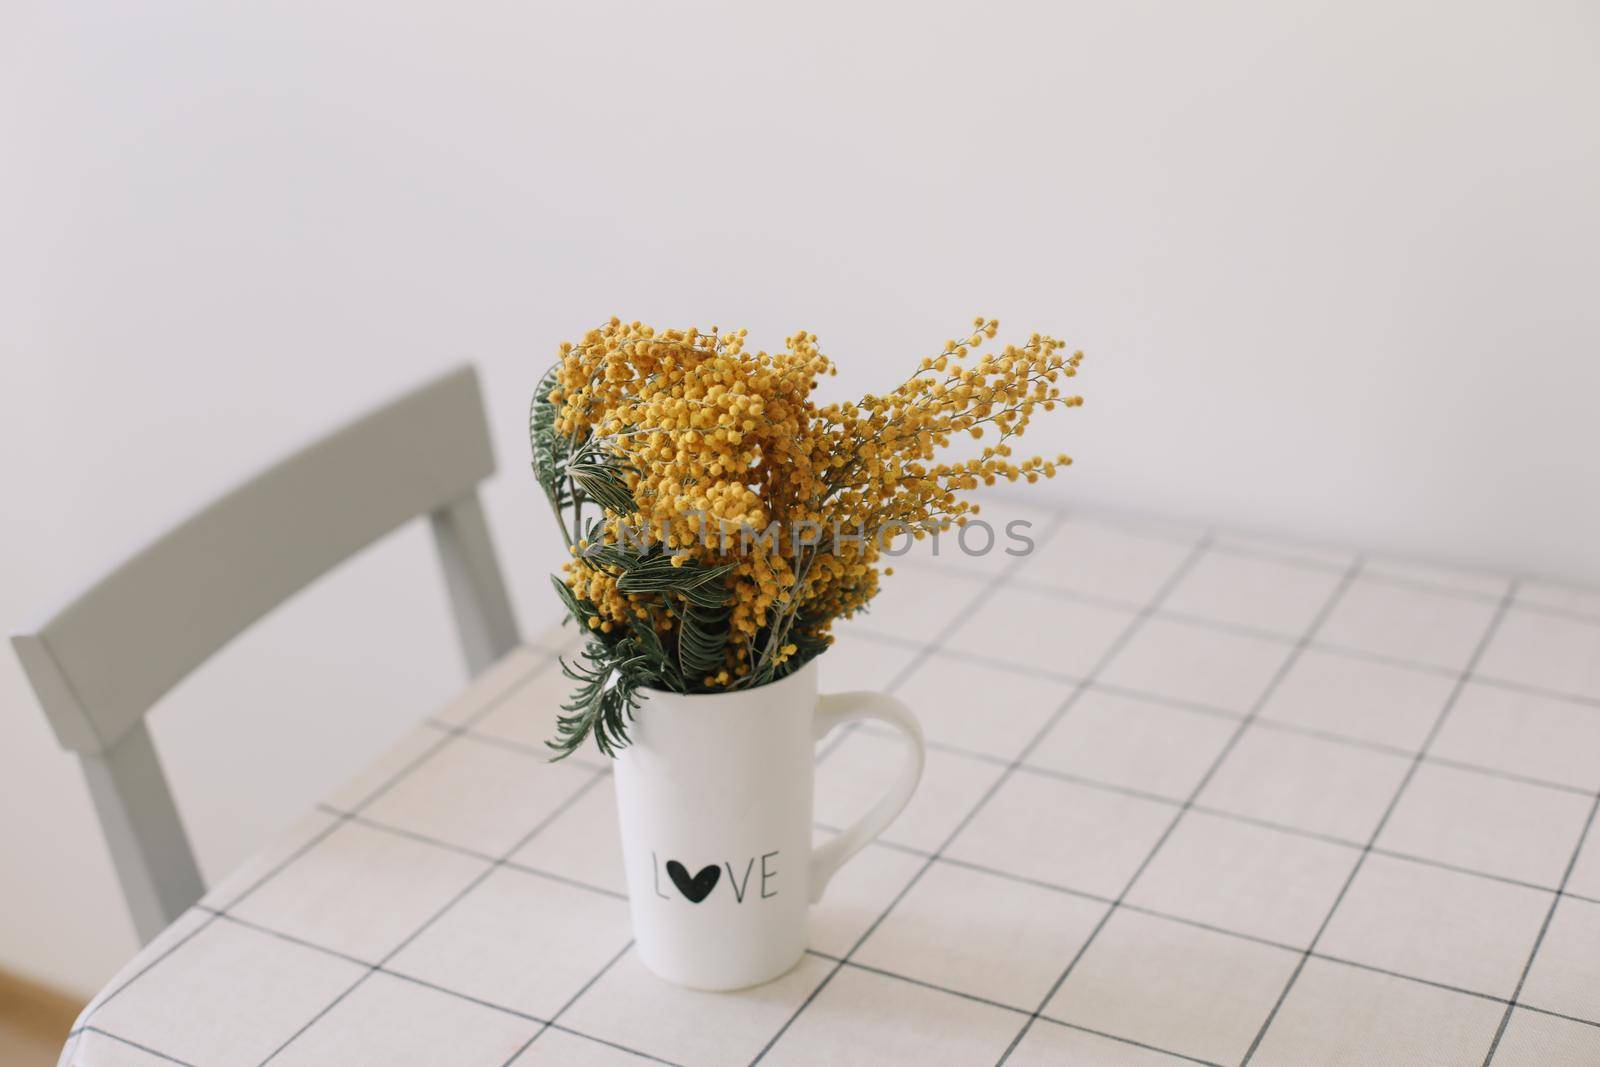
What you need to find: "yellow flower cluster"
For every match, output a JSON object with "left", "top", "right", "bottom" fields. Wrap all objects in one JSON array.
[{"left": 550, "top": 317, "right": 1083, "bottom": 686}]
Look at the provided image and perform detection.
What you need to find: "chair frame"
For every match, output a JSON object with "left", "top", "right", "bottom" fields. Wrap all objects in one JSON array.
[{"left": 12, "top": 364, "right": 520, "bottom": 943}]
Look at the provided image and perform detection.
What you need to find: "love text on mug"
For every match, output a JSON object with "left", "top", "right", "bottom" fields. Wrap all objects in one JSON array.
[{"left": 651, "top": 851, "right": 780, "bottom": 904}]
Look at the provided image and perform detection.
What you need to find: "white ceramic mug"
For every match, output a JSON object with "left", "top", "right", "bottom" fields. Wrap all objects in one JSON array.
[{"left": 612, "top": 658, "right": 925, "bottom": 990}]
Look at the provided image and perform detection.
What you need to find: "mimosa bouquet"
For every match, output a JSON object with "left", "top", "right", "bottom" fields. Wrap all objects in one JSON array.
[{"left": 530, "top": 318, "right": 1084, "bottom": 757}]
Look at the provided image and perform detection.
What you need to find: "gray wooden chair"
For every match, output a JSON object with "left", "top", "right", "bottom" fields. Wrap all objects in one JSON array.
[{"left": 11, "top": 364, "right": 520, "bottom": 944}]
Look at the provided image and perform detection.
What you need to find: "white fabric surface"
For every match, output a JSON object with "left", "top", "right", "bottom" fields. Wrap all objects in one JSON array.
[{"left": 60, "top": 511, "right": 1600, "bottom": 1066}]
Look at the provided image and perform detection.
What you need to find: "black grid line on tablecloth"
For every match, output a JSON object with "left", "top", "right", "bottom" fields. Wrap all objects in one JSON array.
[
  {"left": 160, "top": 537, "right": 1272, "bottom": 1067},
  {"left": 60, "top": 654, "right": 560, "bottom": 1063},
  {"left": 903, "top": 513, "right": 1600, "bottom": 629},
  {"left": 798, "top": 951, "right": 1222, "bottom": 1067},
  {"left": 309, "top": 803, "right": 632, "bottom": 900},
  {"left": 499, "top": 938, "right": 641, "bottom": 1067},
  {"left": 1481, "top": 791, "right": 1600, "bottom": 1063},
  {"left": 809, "top": 508, "right": 1079, "bottom": 772},
  {"left": 842, "top": 533, "right": 1600, "bottom": 1066},
  {"left": 914, "top": 517, "right": 1600, "bottom": 666},
  {"left": 188, "top": 907, "right": 679, "bottom": 1066},
  {"left": 63, "top": 655, "right": 584, "bottom": 1065},
  {"left": 61, "top": 503, "right": 1600, "bottom": 1067},
  {"left": 750, "top": 520, "right": 1217, "bottom": 1065},
  {"left": 842, "top": 627, "right": 1600, "bottom": 805},
  {"left": 119, "top": 836, "right": 1600, "bottom": 1067},
  {"left": 196, "top": 791, "right": 1600, "bottom": 1055},
  {"left": 68, "top": 710, "right": 1600, "bottom": 1062},
  {"left": 1237, "top": 581, "right": 1522, "bottom": 1064},
  {"left": 888, "top": 554, "right": 1600, "bottom": 710},
  {"left": 1112, "top": 514, "right": 1599, "bottom": 627},
  {"left": 70, "top": 542, "right": 1600, "bottom": 1065},
  {"left": 77, "top": 1026, "right": 197, "bottom": 1066},
  {"left": 993, "top": 551, "right": 1364, "bottom": 1063},
  {"left": 254, "top": 767, "right": 614, "bottom": 1064},
  {"left": 822, "top": 721, "right": 1600, "bottom": 903}
]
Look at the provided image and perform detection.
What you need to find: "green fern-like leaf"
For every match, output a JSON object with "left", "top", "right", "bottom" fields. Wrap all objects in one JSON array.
[
  {"left": 675, "top": 600, "right": 731, "bottom": 682},
  {"left": 566, "top": 443, "right": 636, "bottom": 517},
  {"left": 548, "top": 642, "right": 645, "bottom": 760},
  {"left": 528, "top": 366, "right": 570, "bottom": 508},
  {"left": 614, "top": 554, "right": 734, "bottom": 608},
  {"left": 549, "top": 573, "right": 595, "bottom": 630},
  {"left": 625, "top": 614, "right": 682, "bottom": 691}
]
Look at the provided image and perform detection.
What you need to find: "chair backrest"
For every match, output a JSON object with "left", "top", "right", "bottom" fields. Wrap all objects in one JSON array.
[{"left": 12, "top": 363, "right": 520, "bottom": 942}]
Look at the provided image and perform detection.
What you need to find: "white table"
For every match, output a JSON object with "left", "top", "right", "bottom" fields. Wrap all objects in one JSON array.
[{"left": 60, "top": 509, "right": 1600, "bottom": 1066}]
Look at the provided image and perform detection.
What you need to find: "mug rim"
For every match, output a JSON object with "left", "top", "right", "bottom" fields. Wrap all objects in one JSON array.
[{"left": 635, "top": 655, "right": 820, "bottom": 702}]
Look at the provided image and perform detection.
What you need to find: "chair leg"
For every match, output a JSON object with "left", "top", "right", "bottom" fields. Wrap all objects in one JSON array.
[
  {"left": 430, "top": 492, "right": 521, "bottom": 676},
  {"left": 80, "top": 723, "right": 204, "bottom": 944}
]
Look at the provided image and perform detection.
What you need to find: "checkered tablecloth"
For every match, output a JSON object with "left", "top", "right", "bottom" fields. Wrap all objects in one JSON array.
[{"left": 60, "top": 504, "right": 1600, "bottom": 1066}]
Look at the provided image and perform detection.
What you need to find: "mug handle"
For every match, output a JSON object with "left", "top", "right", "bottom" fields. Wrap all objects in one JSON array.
[{"left": 809, "top": 691, "right": 926, "bottom": 902}]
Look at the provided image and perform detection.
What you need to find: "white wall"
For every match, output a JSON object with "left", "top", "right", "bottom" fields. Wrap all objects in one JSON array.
[{"left": 3, "top": 0, "right": 1597, "bottom": 996}]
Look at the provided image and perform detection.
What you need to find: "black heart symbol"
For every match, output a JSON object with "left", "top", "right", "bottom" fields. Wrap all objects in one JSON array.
[{"left": 666, "top": 860, "right": 721, "bottom": 903}]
